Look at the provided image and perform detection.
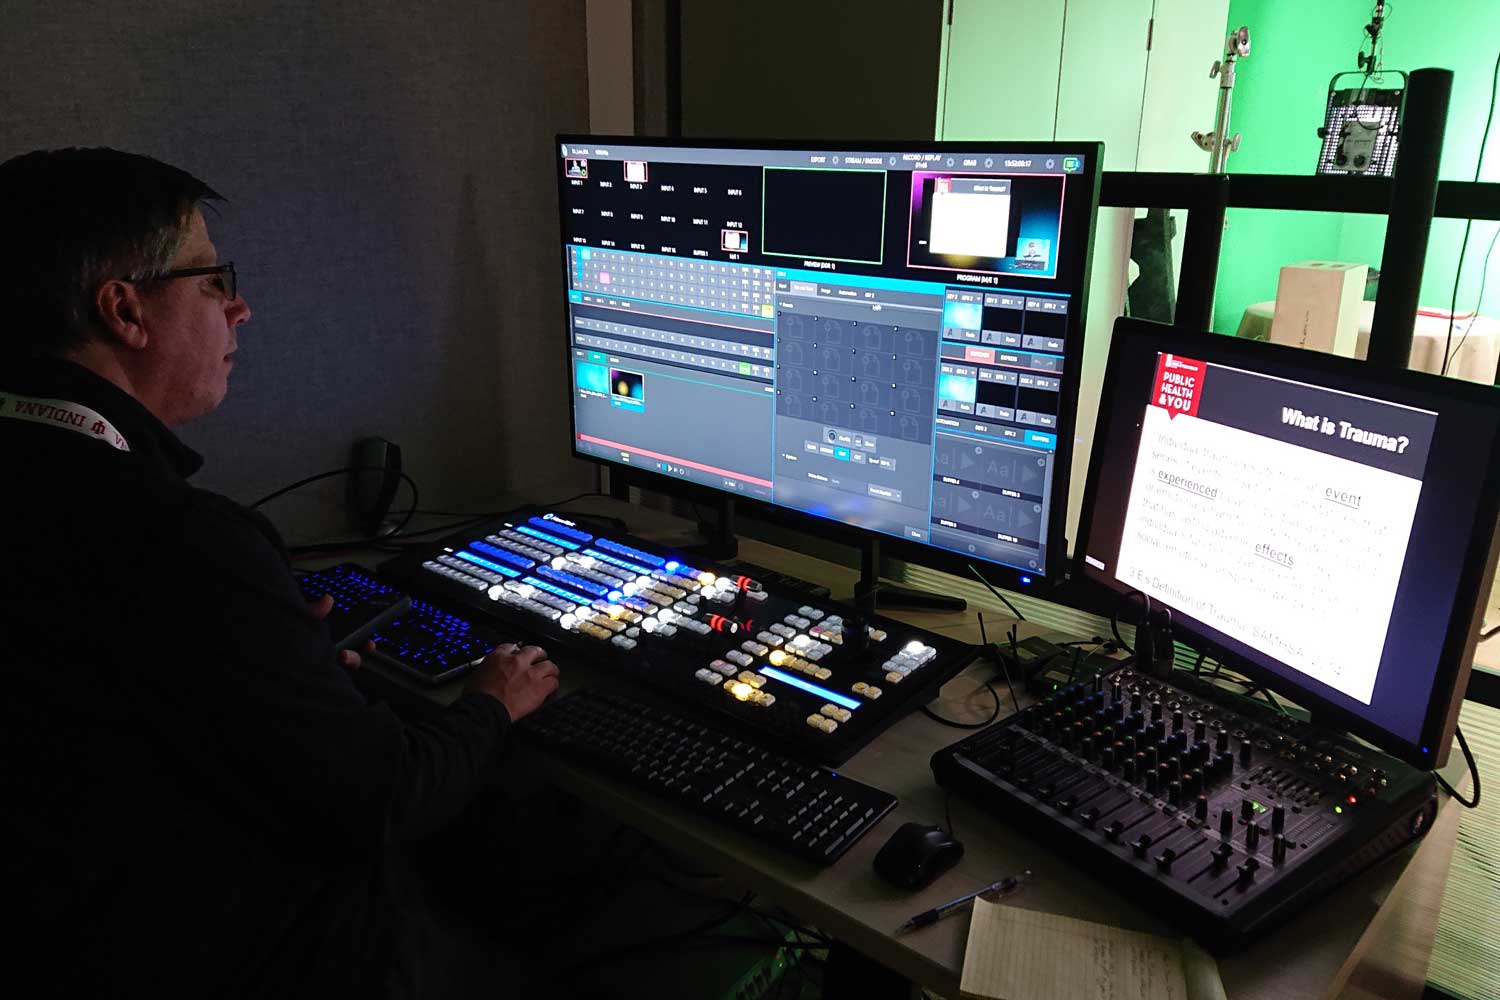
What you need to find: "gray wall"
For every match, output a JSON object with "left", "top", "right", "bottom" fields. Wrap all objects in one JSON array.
[
  {"left": 680, "top": 0, "right": 942, "bottom": 141},
  {"left": 1, "top": 0, "right": 592, "bottom": 542}
]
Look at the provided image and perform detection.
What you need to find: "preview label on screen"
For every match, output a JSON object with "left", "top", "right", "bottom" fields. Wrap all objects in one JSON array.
[{"left": 1113, "top": 357, "right": 1437, "bottom": 705}]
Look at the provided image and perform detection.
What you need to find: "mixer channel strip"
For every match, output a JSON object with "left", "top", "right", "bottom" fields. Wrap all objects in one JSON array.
[
  {"left": 932, "top": 667, "right": 1437, "bottom": 950},
  {"left": 522, "top": 687, "right": 897, "bottom": 865},
  {"left": 377, "top": 509, "right": 978, "bottom": 765}
]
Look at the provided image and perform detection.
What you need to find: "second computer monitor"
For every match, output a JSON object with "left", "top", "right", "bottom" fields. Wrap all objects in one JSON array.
[
  {"left": 1075, "top": 318, "right": 1500, "bottom": 767},
  {"left": 557, "top": 136, "right": 1102, "bottom": 587}
]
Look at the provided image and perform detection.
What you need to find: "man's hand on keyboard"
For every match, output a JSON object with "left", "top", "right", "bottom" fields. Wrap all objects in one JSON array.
[
  {"left": 305, "top": 594, "right": 375, "bottom": 671},
  {"left": 465, "top": 643, "right": 560, "bottom": 721}
]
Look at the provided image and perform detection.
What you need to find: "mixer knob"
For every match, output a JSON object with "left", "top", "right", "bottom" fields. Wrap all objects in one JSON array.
[
  {"left": 1122, "top": 759, "right": 1137, "bottom": 782},
  {"left": 1168, "top": 756, "right": 1182, "bottom": 783},
  {"left": 1211, "top": 842, "right": 1234, "bottom": 869},
  {"left": 1194, "top": 719, "right": 1207, "bottom": 743},
  {"left": 1272, "top": 833, "right": 1288, "bottom": 865},
  {"left": 1131, "top": 690, "right": 1143, "bottom": 712},
  {"left": 1124, "top": 735, "right": 1138, "bottom": 756},
  {"left": 1150, "top": 720, "right": 1166, "bottom": 743},
  {"left": 1105, "top": 820, "right": 1126, "bottom": 842},
  {"left": 1093, "top": 672, "right": 1104, "bottom": 693},
  {"left": 1155, "top": 847, "right": 1177, "bottom": 874},
  {"left": 1172, "top": 709, "right": 1184, "bottom": 732},
  {"left": 1111, "top": 681, "right": 1122, "bottom": 703},
  {"left": 1080, "top": 806, "right": 1100, "bottom": 829},
  {"left": 1056, "top": 796, "right": 1076, "bottom": 814},
  {"left": 1271, "top": 803, "right": 1286, "bottom": 833},
  {"left": 1150, "top": 699, "right": 1163, "bottom": 723},
  {"left": 1081, "top": 737, "right": 1095, "bottom": 759},
  {"left": 1195, "top": 795, "right": 1209, "bottom": 821},
  {"left": 1220, "top": 807, "right": 1234, "bottom": 837},
  {"left": 1167, "top": 780, "right": 1182, "bottom": 805},
  {"left": 1192, "top": 740, "right": 1211, "bottom": 765},
  {"left": 1171, "top": 730, "right": 1188, "bottom": 753},
  {"left": 1184, "top": 769, "right": 1201, "bottom": 798},
  {"left": 1216, "top": 728, "right": 1230, "bottom": 754},
  {"left": 1246, "top": 823, "right": 1261, "bottom": 852},
  {"left": 1240, "top": 798, "right": 1255, "bottom": 822},
  {"left": 1239, "top": 738, "right": 1253, "bottom": 766},
  {"left": 1132, "top": 833, "right": 1154, "bottom": 859},
  {"left": 1144, "top": 771, "right": 1159, "bottom": 794},
  {"left": 1236, "top": 858, "right": 1260, "bottom": 886},
  {"left": 1215, "top": 750, "right": 1235, "bottom": 775},
  {"left": 1102, "top": 747, "right": 1117, "bottom": 769}
]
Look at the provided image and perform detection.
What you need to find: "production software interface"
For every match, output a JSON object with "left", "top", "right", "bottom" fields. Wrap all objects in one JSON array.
[{"left": 560, "top": 141, "right": 1088, "bottom": 575}]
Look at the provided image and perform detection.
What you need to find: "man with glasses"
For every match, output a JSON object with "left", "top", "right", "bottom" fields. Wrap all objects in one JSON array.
[{"left": 0, "top": 148, "right": 559, "bottom": 997}]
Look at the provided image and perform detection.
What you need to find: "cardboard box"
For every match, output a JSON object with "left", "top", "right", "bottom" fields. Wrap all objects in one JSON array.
[{"left": 1269, "top": 261, "right": 1368, "bottom": 357}]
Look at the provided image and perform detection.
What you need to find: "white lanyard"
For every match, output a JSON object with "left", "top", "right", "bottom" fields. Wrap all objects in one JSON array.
[{"left": 0, "top": 392, "right": 130, "bottom": 451}]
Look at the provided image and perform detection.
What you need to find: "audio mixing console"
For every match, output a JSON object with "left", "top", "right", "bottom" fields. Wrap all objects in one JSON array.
[
  {"left": 378, "top": 508, "right": 979, "bottom": 764},
  {"left": 932, "top": 666, "right": 1438, "bottom": 950}
]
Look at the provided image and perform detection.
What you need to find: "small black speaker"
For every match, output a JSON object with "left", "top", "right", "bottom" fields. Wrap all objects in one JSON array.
[{"left": 350, "top": 437, "right": 403, "bottom": 537}]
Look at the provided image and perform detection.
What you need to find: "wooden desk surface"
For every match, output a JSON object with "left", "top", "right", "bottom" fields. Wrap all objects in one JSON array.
[{"left": 380, "top": 496, "right": 1461, "bottom": 999}]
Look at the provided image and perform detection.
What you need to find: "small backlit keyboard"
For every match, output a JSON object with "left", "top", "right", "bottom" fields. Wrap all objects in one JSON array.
[
  {"left": 521, "top": 687, "right": 898, "bottom": 865},
  {"left": 371, "top": 599, "right": 505, "bottom": 684}
]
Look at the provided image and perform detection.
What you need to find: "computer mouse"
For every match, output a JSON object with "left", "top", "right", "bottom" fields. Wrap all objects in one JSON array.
[{"left": 873, "top": 822, "right": 964, "bottom": 890}]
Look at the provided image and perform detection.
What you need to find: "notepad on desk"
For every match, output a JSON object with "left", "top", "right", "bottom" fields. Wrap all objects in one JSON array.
[{"left": 960, "top": 900, "right": 1227, "bottom": 1000}]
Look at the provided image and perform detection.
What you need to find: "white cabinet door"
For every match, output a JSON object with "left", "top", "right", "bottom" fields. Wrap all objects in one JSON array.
[
  {"left": 937, "top": 0, "right": 1067, "bottom": 141},
  {"left": 1055, "top": 0, "right": 1154, "bottom": 170}
]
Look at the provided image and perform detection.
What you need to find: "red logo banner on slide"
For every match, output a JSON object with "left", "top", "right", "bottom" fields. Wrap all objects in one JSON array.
[{"left": 1151, "top": 353, "right": 1206, "bottom": 418}]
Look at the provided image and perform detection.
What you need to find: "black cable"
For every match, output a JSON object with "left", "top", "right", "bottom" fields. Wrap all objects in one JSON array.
[
  {"left": 1447, "top": 223, "right": 1500, "bottom": 373},
  {"left": 1434, "top": 725, "right": 1482, "bottom": 809},
  {"left": 1481, "top": 623, "right": 1500, "bottom": 641},
  {"left": 1442, "top": 45, "right": 1500, "bottom": 377},
  {"left": 1194, "top": 650, "right": 1206, "bottom": 677},
  {"left": 1110, "top": 589, "right": 1150, "bottom": 654},
  {"left": 922, "top": 680, "right": 1001, "bottom": 729},
  {"left": 944, "top": 789, "right": 957, "bottom": 840},
  {"left": 967, "top": 563, "right": 1025, "bottom": 621},
  {"left": 976, "top": 612, "right": 1021, "bottom": 718},
  {"left": 249, "top": 465, "right": 420, "bottom": 543}
]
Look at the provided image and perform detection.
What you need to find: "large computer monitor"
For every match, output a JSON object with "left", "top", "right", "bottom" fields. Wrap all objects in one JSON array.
[
  {"left": 1076, "top": 318, "right": 1500, "bottom": 768},
  {"left": 556, "top": 136, "right": 1102, "bottom": 588}
]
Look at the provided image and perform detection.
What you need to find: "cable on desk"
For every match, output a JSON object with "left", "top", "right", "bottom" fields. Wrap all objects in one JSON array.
[
  {"left": 1435, "top": 725, "right": 1482, "bottom": 809},
  {"left": 967, "top": 563, "right": 1025, "bottom": 621},
  {"left": 249, "top": 465, "right": 421, "bottom": 544},
  {"left": 921, "top": 682, "right": 1001, "bottom": 730},
  {"left": 1110, "top": 589, "right": 1151, "bottom": 654},
  {"left": 1480, "top": 623, "right": 1500, "bottom": 641},
  {"left": 979, "top": 612, "right": 1021, "bottom": 717}
]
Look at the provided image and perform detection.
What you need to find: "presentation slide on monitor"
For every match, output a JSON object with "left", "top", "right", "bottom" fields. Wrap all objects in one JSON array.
[{"left": 1112, "top": 354, "right": 1437, "bottom": 705}]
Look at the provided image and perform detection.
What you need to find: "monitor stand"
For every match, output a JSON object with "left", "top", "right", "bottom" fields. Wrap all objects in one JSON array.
[
  {"left": 689, "top": 494, "right": 740, "bottom": 561},
  {"left": 854, "top": 537, "right": 967, "bottom": 614}
]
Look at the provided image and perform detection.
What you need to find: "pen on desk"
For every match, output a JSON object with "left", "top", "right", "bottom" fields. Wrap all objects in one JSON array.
[{"left": 895, "top": 869, "right": 1033, "bottom": 934}]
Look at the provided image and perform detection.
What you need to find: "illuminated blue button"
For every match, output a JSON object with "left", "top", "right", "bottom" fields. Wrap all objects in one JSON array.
[
  {"left": 594, "top": 538, "right": 666, "bottom": 568},
  {"left": 516, "top": 525, "right": 580, "bottom": 550},
  {"left": 834, "top": 447, "right": 850, "bottom": 461},
  {"left": 1025, "top": 431, "right": 1056, "bottom": 449},
  {"left": 453, "top": 550, "right": 520, "bottom": 578},
  {"left": 569, "top": 290, "right": 582, "bottom": 302},
  {"left": 580, "top": 248, "right": 592, "bottom": 260},
  {"left": 468, "top": 541, "right": 534, "bottom": 570},
  {"left": 582, "top": 547, "right": 654, "bottom": 576},
  {"left": 521, "top": 575, "right": 589, "bottom": 605},
  {"left": 530, "top": 516, "right": 592, "bottom": 543},
  {"left": 536, "top": 566, "right": 608, "bottom": 597}
]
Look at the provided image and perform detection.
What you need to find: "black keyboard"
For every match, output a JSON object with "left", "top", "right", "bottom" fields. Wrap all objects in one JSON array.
[
  {"left": 522, "top": 687, "right": 898, "bottom": 865},
  {"left": 371, "top": 599, "right": 505, "bottom": 684}
]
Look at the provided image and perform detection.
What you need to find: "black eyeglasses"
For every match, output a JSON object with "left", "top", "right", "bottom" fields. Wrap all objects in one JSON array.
[{"left": 130, "top": 262, "right": 237, "bottom": 301}]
